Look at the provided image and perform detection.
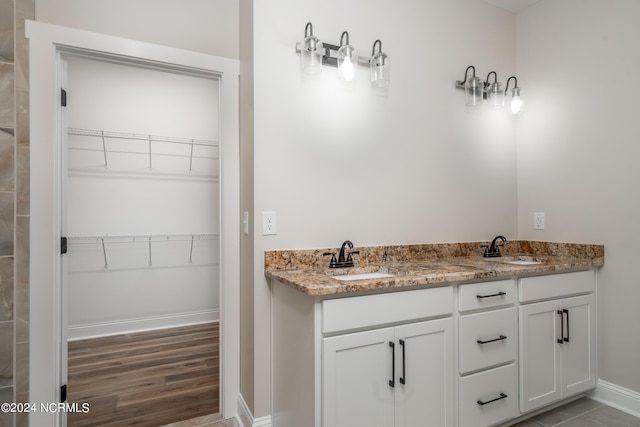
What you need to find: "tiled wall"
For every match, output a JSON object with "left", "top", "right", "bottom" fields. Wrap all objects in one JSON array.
[{"left": 0, "top": 0, "right": 33, "bottom": 426}]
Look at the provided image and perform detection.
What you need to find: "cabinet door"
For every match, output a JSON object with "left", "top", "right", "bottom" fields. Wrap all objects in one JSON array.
[
  {"left": 561, "top": 294, "right": 596, "bottom": 396},
  {"left": 395, "top": 318, "right": 454, "bottom": 427},
  {"left": 519, "top": 299, "right": 563, "bottom": 413},
  {"left": 323, "top": 328, "right": 395, "bottom": 427}
]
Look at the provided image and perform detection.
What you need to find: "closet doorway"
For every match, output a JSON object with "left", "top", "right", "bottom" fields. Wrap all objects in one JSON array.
[
  {"left": 62, "top": 53, "right": 221, "bottom": 426},
  {"left": 27, "top": 20, "right": 240, "bottom": 427}
]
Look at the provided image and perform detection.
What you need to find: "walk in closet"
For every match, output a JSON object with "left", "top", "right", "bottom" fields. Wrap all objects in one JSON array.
[{"left": 62, "top": 53, "right": 221, "bottom": 425}]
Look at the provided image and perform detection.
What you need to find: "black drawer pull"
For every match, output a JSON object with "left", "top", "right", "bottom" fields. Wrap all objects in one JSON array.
[
  {"left": 477, "top": 335, "right": 507, "bottom": 345},
  {"left": 477, "top": 393, "right": 508, "bottom": 406},
  {"left": 563, "top": 309, "right": 570, "bottom": 342},
  {"left": 399, "top": 339, "right": 406, "bottom": 385},
  {"left": 476, "top": 291, "right": 507, "bottom": 299},
  {"left": 389, "top": 341, "right": 395, "bottom": 388},
  {"left": 557, "top": 310, "right": 564, "bottom": 344}
]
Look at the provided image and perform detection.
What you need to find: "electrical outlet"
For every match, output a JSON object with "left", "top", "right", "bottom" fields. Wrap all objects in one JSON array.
[
  {"left": 534, "top": 212, "right": 545, "bottom": 230},
  {"left": 262, "top": 211, "right": 277, "bottom": 235}
]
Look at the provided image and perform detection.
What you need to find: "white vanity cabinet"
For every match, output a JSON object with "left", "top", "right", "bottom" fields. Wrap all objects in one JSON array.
[
  {"left": 271, "top": 283, "right": 454, "bottom": 427},
  {"left": 457, "top": 280, "right": 518, "bottom": 427},
  {"left": 271, "top": 267, "right": 598, "bottom": 427},
  {"left": 323, "top": 318, "right": 454, "bottom": 427},
  {"left": 518, "top": 271, "right": 596, "bottom": 413}
]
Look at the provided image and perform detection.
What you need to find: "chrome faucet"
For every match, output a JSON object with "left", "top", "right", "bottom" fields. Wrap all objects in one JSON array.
[
  {"left": 324, "top": 240, "right": 360, "bottom": 268},
  {"left": 483, "top": 235, "right": 507, "bottom": 258}
]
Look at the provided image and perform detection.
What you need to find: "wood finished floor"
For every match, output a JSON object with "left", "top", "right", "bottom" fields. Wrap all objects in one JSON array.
[{"left": 67, "top": 322, "right": 219, "bottom": 427}]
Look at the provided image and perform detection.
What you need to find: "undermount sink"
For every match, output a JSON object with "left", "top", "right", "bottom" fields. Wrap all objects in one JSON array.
[
  {"left": 502, "top": 260, "right": 542, "bottom": 265},
  {"left": 331, "top": 272, "right": 396, "bottom": 281}
]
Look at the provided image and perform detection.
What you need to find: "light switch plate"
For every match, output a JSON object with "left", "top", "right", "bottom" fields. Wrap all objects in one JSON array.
[
  {"left": 262, "top": 211, "right": 277, "bottom": 235},
  {"left": 243, "top": 211, "right": 249, "bottom": 235}
]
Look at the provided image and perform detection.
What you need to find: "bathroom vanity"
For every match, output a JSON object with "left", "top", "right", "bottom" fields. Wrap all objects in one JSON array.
[{"left": 267, "top": 241, "right": 603, "bottom": 427}]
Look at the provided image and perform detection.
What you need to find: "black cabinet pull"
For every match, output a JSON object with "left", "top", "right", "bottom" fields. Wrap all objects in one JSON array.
[
  {"left": 399, "top": 339, "right": 406, "bottom": 385},
  {"left": 477, "top": 393, "right": 508, "bottom": 406},
  {"left": 563, "top": 309, "right": 570, "bottom": 342},
  {"left": 477, "top": 335, "right": 507, "bottom": 345},
  {"left": 389, "top": 341, "right": 395, "bottom": 388},
  {"left": 557, "top": 310, "right": 564, "bottom": 344},
  {"left": 476, "top": 291, "right": 507, "bottom": 299}
]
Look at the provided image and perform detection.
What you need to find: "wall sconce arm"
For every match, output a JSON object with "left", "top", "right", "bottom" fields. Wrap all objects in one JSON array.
[{"left": 455, "top": 65, "right": 477, "bottom": 89}]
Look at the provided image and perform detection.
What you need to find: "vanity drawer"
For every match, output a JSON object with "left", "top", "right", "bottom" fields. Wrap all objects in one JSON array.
[
  {"left": 459, "top": 307, "right": 516, "bottom": 374},
  {"left": 458, "top": 280, "right": 515, "bottom": 312},
  {"left": 322, "top": 286, "right": 453, "bottom": 334},
  {"left": 459, "top": 363, "right": 518, "bottom": 427},
  {"left": 519, "top": 270, "right": 594, "bottom": 302}
]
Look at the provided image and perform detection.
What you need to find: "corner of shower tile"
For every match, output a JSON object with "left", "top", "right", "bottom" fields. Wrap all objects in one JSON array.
[
  {"left": 15, "top": 215, "right": 28, "bottom": 265},
  {"left": 0, "top": 257, "right": 14, "bottom": 322},
  {"left": 0, "top": 127, "right": 15, "bottom": 191},
  {"left": 0, "top": 63, "right": 16, "bottom": 127},
  {"left": 16, "top": 145, "right": 29, "bottom": 216},
  {"left": 15, "top": 341, "right": 28, "bottom": 391},
  {"left": 0, "top": 193, "right": 15, "bottom": 256},
  {"left": 0, "top": 320, "right": 14, "bottom": 386},
  {"left": 0, "top": 385, "right": 15, "bottom": 427},
  {"left": 15, "top": 0, "right": 33, "bottom": 92},
  {"left": 0, "top": 0, "right": 15, "bottom": 64},
  {"left": 17, "top": 90, "right": 29, "bottom": 146}
]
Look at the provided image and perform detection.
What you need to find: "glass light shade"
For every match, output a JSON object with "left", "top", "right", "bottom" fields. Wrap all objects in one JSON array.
[
  {"left": 370, "top": 51, "right": 390, "bottom": 88},
  {"left": 337, "top": 44, "right": 357, "bottom": 82},
  {"left": 509, "top": 87, "right": 524, "bottom": 114},
  {"left": 465, "top": 76, "right": 483, "bottom": 107},
  {"left": 300, "top": 34, "right": 323, "bottom": 75},
  {"left": 485, "top": 82, "right": 504, "bottom": 109}
]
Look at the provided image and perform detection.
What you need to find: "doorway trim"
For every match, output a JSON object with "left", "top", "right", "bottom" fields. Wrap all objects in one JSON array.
[{"left": 26, "top": 20, "right": 240, "bottom": 427}]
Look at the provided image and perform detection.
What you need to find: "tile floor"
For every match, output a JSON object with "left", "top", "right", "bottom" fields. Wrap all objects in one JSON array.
[
  {"left": 164, "top": 397, "right": 640, "bottom": 427},
  {"left": 510, "top": 397, "right": 640, "bottom": 427}
]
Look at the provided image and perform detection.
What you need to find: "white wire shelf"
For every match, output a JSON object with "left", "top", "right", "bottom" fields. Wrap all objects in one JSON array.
[
  {"left": 67, "top": 233, "right": 219, "bottom": 268},
  {"left": 67, "top": 233, "right": 219, "bottom": 242},
  {"left": 68, "top": 128, "right": 218, "bottom": 147},
  {"left": 67, "top": 128, "right": 219, "bottom": 176}
]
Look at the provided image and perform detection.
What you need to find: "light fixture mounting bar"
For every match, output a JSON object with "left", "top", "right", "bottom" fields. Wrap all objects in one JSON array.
[{"left": 295, "top": 42, "right": 370, "bottom": 67}]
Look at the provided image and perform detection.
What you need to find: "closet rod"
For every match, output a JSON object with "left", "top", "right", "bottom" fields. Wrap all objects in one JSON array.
[{"left": 68, "top": 128, "right": 219, "bottom": 147}]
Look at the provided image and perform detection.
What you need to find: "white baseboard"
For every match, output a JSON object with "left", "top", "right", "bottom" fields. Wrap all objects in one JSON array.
[
  {"left": 589, "top": 379, "right": 640, "bottom": 418},
  {"left": 237, "top": 394, "right": 271, "bottom": 427},
  {"left": 67, "top": 309, "right": 219, "bottom": 340}
]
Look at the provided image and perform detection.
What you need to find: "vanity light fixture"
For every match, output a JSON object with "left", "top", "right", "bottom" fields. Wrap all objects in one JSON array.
[
  {"left": 300, "top": 22, "right": 323, "bottom": 75},
  {"left": 505, "top": 76, "right": 524, "bottom": 114},
  {"left": 370, "top": 40, "right": 390, "bottom": 88},
  {"left": 456, "top": 66, "right": 524, "bottom": 114},
  {"left": 484, "top": 71, "right": 504, "bottom": 109},
  {"left": 456, "top": 65, "right": 484, "bottom": 107},
  {"left": 296, "top": 22, "right": 390, "bottom": 87}
]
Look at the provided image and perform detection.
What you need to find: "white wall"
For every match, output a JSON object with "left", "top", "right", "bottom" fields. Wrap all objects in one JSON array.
[
  {"left": 250, "top": 0, "right": 518, "bottom": 417},
  {"left": 517, "top": 0, "right": 640, "bottom": 393},
  {"left": 64, "top": 55, "right": 220, "bottom": 338},
  {"left": 35, "top": 0, "right": 238, "bottom": 59}
]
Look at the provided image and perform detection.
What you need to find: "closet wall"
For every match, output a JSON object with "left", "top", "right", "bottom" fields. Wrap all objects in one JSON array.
[{"left": 64, "top": 55, "right": 220, "bottom": 339}]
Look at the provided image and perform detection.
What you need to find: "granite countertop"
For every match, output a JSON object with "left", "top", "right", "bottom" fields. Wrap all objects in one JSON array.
[{"left": 265, "top": 240, "right": 604, "bottom": 296}]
